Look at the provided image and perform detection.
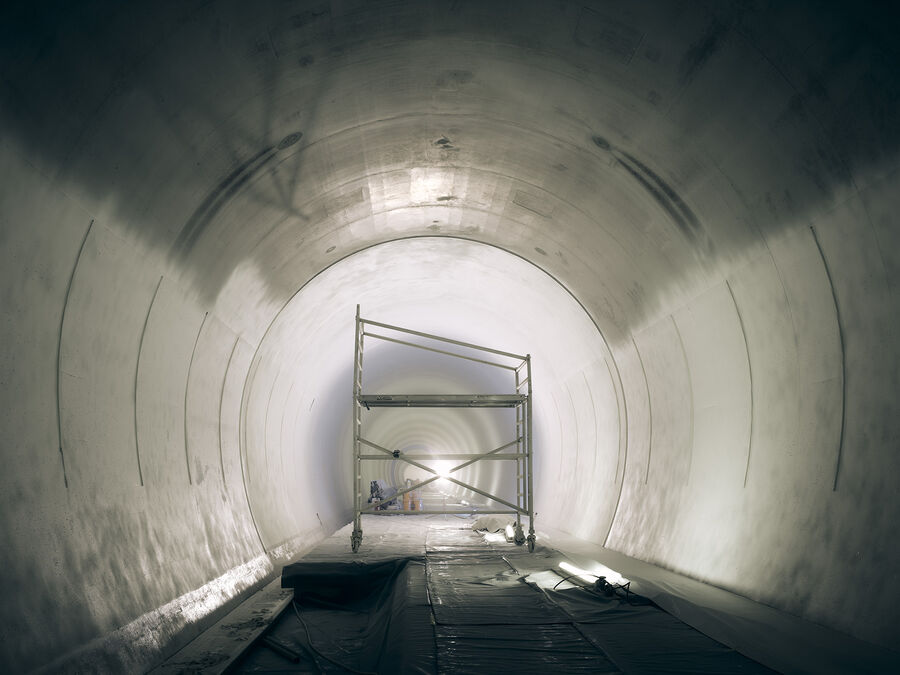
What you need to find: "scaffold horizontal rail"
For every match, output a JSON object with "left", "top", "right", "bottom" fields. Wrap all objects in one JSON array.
[
  {"left": 359, "top": 453, "right": 526, "bottom": 460},
  {"left": 370, "top": 509, "right": 523, "bottom": 516},
  {"left": 358, "top": 393, "right": 527, "bottom": 408}
]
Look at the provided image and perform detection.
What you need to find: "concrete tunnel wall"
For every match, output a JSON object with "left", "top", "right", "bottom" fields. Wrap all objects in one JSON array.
[{"left": 1, "top": 0, "right": 898, "bottom": 670}]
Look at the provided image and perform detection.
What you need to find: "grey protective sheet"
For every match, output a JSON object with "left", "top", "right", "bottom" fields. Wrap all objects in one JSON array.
[{"left": 236, "top": 518, "right": 773, "bottom": 673}]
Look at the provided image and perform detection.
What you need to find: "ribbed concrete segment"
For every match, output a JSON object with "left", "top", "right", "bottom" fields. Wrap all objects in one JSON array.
[{"left": 2, "top": 1, "right": 899, "bottom": 671}]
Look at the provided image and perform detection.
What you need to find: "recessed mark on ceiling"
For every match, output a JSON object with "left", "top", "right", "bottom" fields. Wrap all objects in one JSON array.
[
  {"left": 513, "top": 189, "right": 554, "bottom": 218},
  {"left": 326, "top": 246, "right": 335, "bottom": 253},
  {"left": 326, "top": 186, "right": 368, "bottom": 217},
  {"left": 277, "top": 131, "right": 303, "bottom": 150},
  {"left": 575, "top": 8, "right": 644, "bottom": 64},
  {"left": 592, "top": 135, "right": 611, "bottom": 151},
  {"left": 437, "top": 195, "right": 456, "bottom": 201},
  {"left": 534, "top": 247, "right": 547, "bottom": 255},
  {"left": 434, "top": 136, "right": 459, "bottom": 151}
]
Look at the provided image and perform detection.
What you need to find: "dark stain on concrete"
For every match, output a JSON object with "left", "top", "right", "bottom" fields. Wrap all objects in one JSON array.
[
  {"left": 173, "top": 132, "right": 306, "bottom": 257},
  {"left": 534, "top": 246, "right": 547, "bottom": 256},
  {"left": 298, "top": 54, "right": 315, "bottom": 67},
  {"left": 679, "top": 21, "right": 726, "bottom": 85},
  {"left": 434, "top": 136, "right": 458, "bottom": 152},
  {"left": 326, "top": 245, "right": 336, "bottom": 253},
  {"left": 249, "top": 37, "right": 270, "bottom": 56},
  {"left": 290, "top": 6, "right": 331, "bottom": 30},
  {"left": 173, "top": 147, "right": 277, "bottom": 256},
  {"left": 436, "top": 195, "right": 456, "bottom": 201},
  {"left": 594, "top": 133, "right": 710, "bottom": 254},
  {"left": 592, "top": 135, "right": 611, "bottom": 151},
  {"left": 575, "top": 7, "right": 643, "bottom": 65},
  {"left": 436, "top": 69, "right": 473, "bottom": 90},
  {"left": 277, "top": 131, "right": 303, "bottom": 150},
  {"left": 617, "top": 149, "right": 706, "bottom": 251}
]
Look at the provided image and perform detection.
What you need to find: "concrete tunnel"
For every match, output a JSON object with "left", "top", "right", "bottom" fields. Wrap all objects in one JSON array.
[{"left": 1, "top": 0, "right": 899, "bottom": 671}]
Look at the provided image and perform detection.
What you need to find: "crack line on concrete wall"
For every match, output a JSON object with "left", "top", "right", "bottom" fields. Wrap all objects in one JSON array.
[
  {"left": 134, "top": 276, "right": 163, "bottom": 487},
  {"left": 606, "top": 352, "right": 628, "bottom": 492},
  {"left": 239, "top": 346, "right": 268, "bottom": 554},
  {"left": 726, "top": 279, "right": 755, "bottom": 488},
  {"left": 551, "top": 392, "right": 565, "bottom": 494},
  {"left": 279, "top": 380, "right": 297, "bottom": 483},
  {"left": 56, "top": 218, "right": 94, "bottom": 489},
  {"left": 219, "top": 335, "right": 241, "bottom": 488},
  {"left": 263, "top": 376, "right": 278, "bottom": 478},
  {"left": 810, "top": 226, "right": 846, "bottom": 492},
  {"left": 632, "top": 335, "right": 653, "bottom": 485},
  {"left": 566, "top": 383, "right": 579, "bottom": 494},
  {"left": 183, "top": 311, "right": 209, "bottom": 486},
  {"left": 601, "top": 352, "right": 630, "bottom": 547},
  {"left": 671, "top": 315, "right": 694, "bottom": 484},
  {"left": 582, "top": 372, "right": 600, "bottom": 483}
]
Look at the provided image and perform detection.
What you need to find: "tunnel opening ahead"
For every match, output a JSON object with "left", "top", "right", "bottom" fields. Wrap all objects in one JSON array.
[{"left": 240, "top": 237, "right": 624, "bottom": 557}]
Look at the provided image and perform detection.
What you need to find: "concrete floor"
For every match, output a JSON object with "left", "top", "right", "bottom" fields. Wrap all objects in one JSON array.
[
  {"left": 2, "top": 1, "right": 900, "bottom": 672},
  {"left": 165, "top": 516, "right": 779, "bottom": 673},
  {"left": 155, "top": 515, "right": 898, "bottom": 674}
]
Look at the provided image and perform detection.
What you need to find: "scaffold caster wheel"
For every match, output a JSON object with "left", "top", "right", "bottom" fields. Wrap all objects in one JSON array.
[
  {"left": 514, "top": 523, "right": 526, "bottom": 546},
  {"left": 351, "top": 529, "right": 362, "bottom": 553},
  {"left": 526, "top": 534, "right": 536, "bottom": 553}
]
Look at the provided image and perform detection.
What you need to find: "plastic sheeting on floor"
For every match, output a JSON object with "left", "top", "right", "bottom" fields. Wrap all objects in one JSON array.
[{"left": 234, "top": 517, "right": 772, "bottom": 673}]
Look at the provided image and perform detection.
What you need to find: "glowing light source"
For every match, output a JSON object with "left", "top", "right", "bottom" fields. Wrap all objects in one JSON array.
[
  {"left": 505, "top": 523, "right": 515, "bottom": 541},
  {"left": 432, "top": 460, "right": 454, "bottom": 481},
  {"left": 558, "top": 560, "right": 628, "bottom": 586}
]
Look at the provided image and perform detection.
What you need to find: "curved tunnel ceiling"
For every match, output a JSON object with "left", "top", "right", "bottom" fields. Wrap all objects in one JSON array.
[{"left": 1, "top": 1, "right": 899, "bottom": 671}]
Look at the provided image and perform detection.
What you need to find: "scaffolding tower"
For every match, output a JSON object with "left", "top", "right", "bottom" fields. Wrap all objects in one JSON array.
[{"left": 350, "top": 305, "right": 535, "bottom": 552}]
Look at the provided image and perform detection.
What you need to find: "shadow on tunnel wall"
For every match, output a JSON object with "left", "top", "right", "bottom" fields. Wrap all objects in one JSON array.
[{"left": 1, "top": 0, "right": 899, "bottom": 317}]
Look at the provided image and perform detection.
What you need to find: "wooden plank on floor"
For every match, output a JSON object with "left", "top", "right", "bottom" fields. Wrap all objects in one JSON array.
[{"left": 148, "top": 579, "right": 293, "bottom": 674}]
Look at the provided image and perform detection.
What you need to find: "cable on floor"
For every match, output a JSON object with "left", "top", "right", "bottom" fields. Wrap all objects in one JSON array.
[{"left": 292, "top": 598, "right": 378, "bottom": 675}]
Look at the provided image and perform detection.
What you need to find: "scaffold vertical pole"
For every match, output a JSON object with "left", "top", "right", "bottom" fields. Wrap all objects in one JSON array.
[
  {"left": 514, "top": 366, "right": 525, "bottom": 544},
  {"left": 351, "top": 304, "right": 363, "bottom": 552},
  {"left": 525, "top": 354, "right": 535, "bottom": 552}
]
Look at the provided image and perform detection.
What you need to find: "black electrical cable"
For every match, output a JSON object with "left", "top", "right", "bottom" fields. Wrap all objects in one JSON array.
[
  {"left": 291, "top": 598, "right": 378, "bottom": 675},
  {"left": 551, "top": 569, "right": 641, "bottom": 603},
  {"left": 553, "top": 573, "right": 584, "bottom": 590}
]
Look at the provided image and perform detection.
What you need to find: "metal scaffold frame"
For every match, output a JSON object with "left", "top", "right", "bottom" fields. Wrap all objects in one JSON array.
[{"left": 350, "top": 305, "right": 535, "bottom": 553}]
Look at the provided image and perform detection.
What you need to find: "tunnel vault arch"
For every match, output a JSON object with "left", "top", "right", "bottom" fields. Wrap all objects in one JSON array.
[
  {"left": 1, "top": 0, "right": 899, "bottom": 671},
  {"left": 236, "top": 235, "right": 627, "bottom": 556}
]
